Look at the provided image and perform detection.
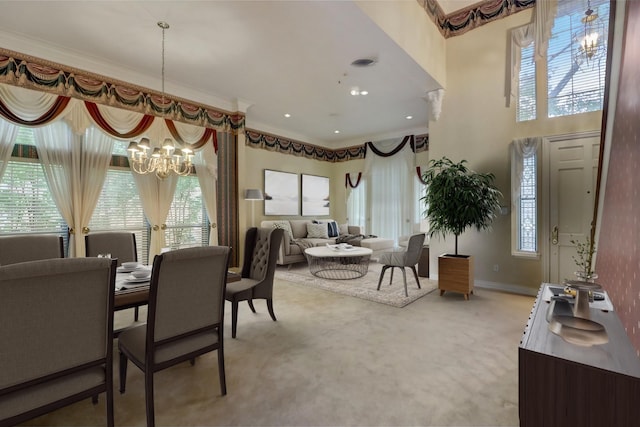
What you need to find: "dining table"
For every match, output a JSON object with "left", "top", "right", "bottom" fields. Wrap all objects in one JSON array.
[{"left": 114, "top": 267, "right": 241, "bottom": 311}]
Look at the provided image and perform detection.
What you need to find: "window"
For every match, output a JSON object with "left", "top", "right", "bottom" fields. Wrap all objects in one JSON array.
[
  {"left": 518, "top": 155, "right": 537, "bottom": 252},
  {"left": 88, "top": 167, "right": 150, "bottom": 263},
  {"left": 511, "top": 138, "right": 541, "bottom": 257},
  {"left": 164, "top": 175, "right": 209, "bottom": 250},
  {"left": 346, "top": 178, "right": 366, "bottom": 232},
  {"left": 547, "top": 0, "right": 609, "bottom": 117},
  {"left": 517, "top": 43, "right": 536, "bottom": 122},
  {"left": 0, "top": 127, "right": 68, "bottom": 252}
]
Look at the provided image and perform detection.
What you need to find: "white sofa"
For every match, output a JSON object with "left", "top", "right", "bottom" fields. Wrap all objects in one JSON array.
[{"left": 260, "top": 219, "right": 362, "bottom": 266}]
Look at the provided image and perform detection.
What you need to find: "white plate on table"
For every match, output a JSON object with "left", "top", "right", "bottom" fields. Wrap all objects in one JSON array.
[
  {"left": 125, "top": 275, "right": 151, "bottom": 283},
  {"left": 117, "top": 266, "right": 138, "bottom": 273}
]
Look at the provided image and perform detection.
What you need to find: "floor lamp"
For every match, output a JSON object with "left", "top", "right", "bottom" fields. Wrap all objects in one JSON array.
[{"left": 245, "top": 189, "right": 264, "bottom": 227}]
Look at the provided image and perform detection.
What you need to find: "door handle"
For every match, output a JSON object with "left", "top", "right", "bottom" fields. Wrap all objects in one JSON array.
[{"left": 551, "top": 226, "right": 559, "bottom": 245}]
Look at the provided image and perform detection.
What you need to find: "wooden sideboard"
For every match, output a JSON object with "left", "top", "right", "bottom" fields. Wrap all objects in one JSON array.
[{"left": 519, "top": 284, "right": 640, "bottom": 427}]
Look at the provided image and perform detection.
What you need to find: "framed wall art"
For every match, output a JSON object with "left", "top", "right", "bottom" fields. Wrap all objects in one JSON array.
[
  {"left": 264, "top": 169, "right": 299, "bottom": 215},
  {"left": 302, "top": 174, "right": 330, "bottom": 216}
]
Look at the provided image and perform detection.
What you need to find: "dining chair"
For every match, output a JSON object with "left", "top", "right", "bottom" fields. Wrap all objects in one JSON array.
[
  {"left": 85, "top": 232, "right": 138, "bottom": 267},
  {"left": 0, "top": 234, "right": 64, "bottom": 265},
  {"left": 0, "top": 257, "right": 116, "bottom": 427},
  {"left": 86, "top": 232, "right": 141, "bottom": 321},
  {"left": 118, "top": 245, "right": 230, "bottom": 427},
  {"left": 376, "top": 233, "right": 426, "bottom": 297},
  {"left": 225, "top": 227, "right": 284, "bottom": 338}
]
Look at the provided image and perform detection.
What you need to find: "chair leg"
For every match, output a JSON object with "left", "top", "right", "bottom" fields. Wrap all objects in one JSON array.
[
  {"left": 411, "top": 266, "right": 421, "bottom": 289},
  {"left": 247, "top": 299, "right": 256, "bottom": 313},
  {"left": 389, "top": 266, "right": 395, "bottom": 285},
  {"left": 145, "top": 371, "right": 155, "bottom": 427},
  {"left": 92, "top": 394, "right": 98, "bottom": 404},
  {"left": 377, "top": 266, "right": 388, "bottom": 291},
  {"left": 134, "top": 306, "right": 139, "bottom": 322},
  {"left": 218, "top": 346, "right": 227, "bottom": 396},
  {"left": 401, "top": 267, "right": 408, "bottom": 297},
  {"left": 231, "top": 300, "right": 239, "bottom": 339},
  {"left": 106, "top": 385, "right": 114, "bottom": 427},
  {"left": 119, "top": 351, "right": 128, "bottom": 394},
  {"left": 267, "top": 298, "right": 277, "bottom": 321},
  {"left": 190, "top": 358, "right": 196, "bottom": 366}
]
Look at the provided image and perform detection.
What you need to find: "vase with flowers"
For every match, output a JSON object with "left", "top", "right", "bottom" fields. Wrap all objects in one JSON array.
[{"left": 570, "top": 236, "right": 597, "bottom": 282}]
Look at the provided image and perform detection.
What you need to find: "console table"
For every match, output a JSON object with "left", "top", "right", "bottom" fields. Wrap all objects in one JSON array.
[{"left": 519, "top": 284, "right": 640, "bottom": 427}]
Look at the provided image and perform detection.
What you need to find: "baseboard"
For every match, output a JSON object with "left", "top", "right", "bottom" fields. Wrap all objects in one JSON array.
[{"left": 429, "top": 273, "right": 538, "bottom": 297}]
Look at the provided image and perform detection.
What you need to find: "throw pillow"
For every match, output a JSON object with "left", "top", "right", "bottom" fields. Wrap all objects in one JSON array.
[
  {"left": 327, "top": 220, "right": 339, "bottom": 238},
  {"left": 272, "top": 221, "right": 294, "bottom": 242},
  {"left": 339, "top": 223, "right": 349, "bottom": 236},
  {"left": 306, "top": 222, "right": 329, "bottom": 239}
]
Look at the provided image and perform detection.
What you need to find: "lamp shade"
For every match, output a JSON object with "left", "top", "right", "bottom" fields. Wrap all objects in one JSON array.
[{"left": 245, "top": 189, "right": 264, "bottom": 200}]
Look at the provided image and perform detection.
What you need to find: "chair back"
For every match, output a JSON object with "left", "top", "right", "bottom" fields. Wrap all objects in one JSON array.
[
  {"left": 0, "top": 234, "right": 64, "bottom": 265},
  {"left": 241, "top": 228, "right": 284, "bottom": 299},
  {"left": 0, "top": 257, "right": 116, "bottom": 424},
  {"left": 147, "top": 246, "right": 230, "bottom": 345},
  {"left": 404, "top": 233, "right": 426, "bottom": 266},
  {"left": 85, "top": 232, "right": 137, "bottom": 267}
]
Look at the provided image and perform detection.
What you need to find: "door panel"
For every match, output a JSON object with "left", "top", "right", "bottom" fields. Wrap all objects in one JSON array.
[{"left": 548, "top": 135, "right": 599, "bottom": 284}]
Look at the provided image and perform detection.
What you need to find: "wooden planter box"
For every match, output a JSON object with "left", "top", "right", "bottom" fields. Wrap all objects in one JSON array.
[{"left": 438, "top": 254, "right": 474, "bottom": 300}]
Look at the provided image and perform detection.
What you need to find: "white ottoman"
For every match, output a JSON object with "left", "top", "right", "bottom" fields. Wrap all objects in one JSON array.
[{"left": 360, "top": 238, "right": 394, "bottom": 258}]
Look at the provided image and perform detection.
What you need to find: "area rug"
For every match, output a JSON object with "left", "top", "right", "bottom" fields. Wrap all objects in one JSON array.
[{"left": 274, "top": 261, "right": 437, "bottom": 307}]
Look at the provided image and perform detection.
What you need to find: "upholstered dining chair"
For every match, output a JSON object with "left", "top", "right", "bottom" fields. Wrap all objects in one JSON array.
[
  {"left": 377, "top": 233, "right": 426, "bottom": 297},
  {"left": 85, "top": 232, "right": 138, "bottom": 267},
  {"left": 225, "top": 227, "right": 284, "bottom": 339},
  {"left": 118, "top": 246, "right": 230, "bottom": 427},
  {"left": 0, "top": 257, "right": 117, "bottom": 427},
  {"left": 0, "top": 234, "right": 64, "bottom": 265},
  {"left": 86, "top": 231, "right": 141, "bottom": 320}
]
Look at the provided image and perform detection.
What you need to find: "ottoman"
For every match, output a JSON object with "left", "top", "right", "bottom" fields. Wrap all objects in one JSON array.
[{"left": 360, "top": 237, "right": 394, "bottom": 258}]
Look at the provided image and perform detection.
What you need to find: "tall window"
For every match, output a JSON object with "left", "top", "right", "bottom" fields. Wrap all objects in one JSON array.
[
  {"left": 165, "top": 175, "right": 208, "bottom": 250},
  {"left": 88, "top": 167, "right": 150, "bottom": 263},
  {"left": 346, "top": 178, "right": 366, "bottom": 232},
  {"left": 517, "top": 43, "right": 537, "bottom": 122},
  {"left": 547, "top": 0, "right": 609, "bottom": 117},
  {"left": 511, "top": 138, "right": 541, "bottom": 257},
  {"left": 518, "top": 155, "right": 537, "bottom": 252},
  {"left": 0, "top": 128, "right": 68, "bottom": 252}
]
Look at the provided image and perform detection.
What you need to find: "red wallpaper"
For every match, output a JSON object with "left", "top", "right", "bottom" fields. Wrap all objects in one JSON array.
[{"left": 596, "top": 1, "right": 640, "bottom": 356}]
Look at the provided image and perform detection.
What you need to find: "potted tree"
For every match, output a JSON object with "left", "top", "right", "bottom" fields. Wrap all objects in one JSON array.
[{"left": 421, "top": 157, "right": 502, "bottom": 299}]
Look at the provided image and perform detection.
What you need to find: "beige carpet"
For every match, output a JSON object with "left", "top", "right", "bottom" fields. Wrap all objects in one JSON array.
[
  {"left": 22, "top": 278, "right": 535, "bottom": 427},
  {"left": 275, "top": 261, "right": 437, "bottom": 307}
]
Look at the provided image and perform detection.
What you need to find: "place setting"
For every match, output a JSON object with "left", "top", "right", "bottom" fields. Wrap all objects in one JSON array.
[{"left": 116, "top": 262, "right": 152, "bottom": 290}]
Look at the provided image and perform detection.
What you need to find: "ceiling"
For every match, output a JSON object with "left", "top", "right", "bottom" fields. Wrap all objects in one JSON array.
[{"left": 0, "top": 1, "right": 477, "bottom": 148}]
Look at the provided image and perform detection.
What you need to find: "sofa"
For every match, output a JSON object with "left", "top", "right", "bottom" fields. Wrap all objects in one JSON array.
[{"left": 260, "top": 219, "right": 363, "bottom": 266}]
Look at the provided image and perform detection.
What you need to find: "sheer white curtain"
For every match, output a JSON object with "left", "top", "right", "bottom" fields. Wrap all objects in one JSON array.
[
  {"left": 365, "top": 139, "right": 414, "bottom": 243},
  {"left": 194, "top": 141, "right": 218, "bottom": 245},
  {"left": 506, "top": 0, "right": 558, "bottom": 106},
  {"left": 511, "top": 137, "right": 542, "bottom": 213},
  {"left": 34, "top": 121, "right": 113, "bottom": 257},
  {"left": 132, "top": 171, "right": 177, "bottom": 262},
  {"left": 0, "top": 118, "right": 18, "bottom": 179}
]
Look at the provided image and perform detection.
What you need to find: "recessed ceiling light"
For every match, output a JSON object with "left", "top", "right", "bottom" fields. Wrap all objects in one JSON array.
[
  {"left": 351, "top": 58, "right": 377, "bottom": 67},
  {"left": 360, "top": 90, "right": 369, "bottom": 96},
  {"left": 350, "top": 88, "right": 359, "bottom": 96},
  {"left": 406, "top": 115, "right": 413, "bottom": 120},
  {"left": 334, "top": 130, "right": 340, "bottom": 134},
  {"left": 284, "top": 113, "right": 291, "bottom": 118}
]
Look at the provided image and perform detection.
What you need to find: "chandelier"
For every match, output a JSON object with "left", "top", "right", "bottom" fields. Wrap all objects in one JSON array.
[
  {"left": 128, "top": 21, "right": 193, "bottom": 179},
  {"left": 573, "top": 0, "right": 605, "bottom": 66}
]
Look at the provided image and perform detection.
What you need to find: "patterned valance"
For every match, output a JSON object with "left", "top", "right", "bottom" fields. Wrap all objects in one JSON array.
[
  {"left": 418, "top": 0, "right": 536, "bottom": 38},
  {"left": 246, "top": 129, "right": 427, "bottom": 163},
  {"left": 0, "top": 48, "right": 244, "bottom": 132}
]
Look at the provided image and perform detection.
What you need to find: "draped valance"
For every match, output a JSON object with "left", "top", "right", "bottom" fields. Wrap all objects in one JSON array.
[
  {"left": 0, "top": 48, "right": 243, "bottom": 133},
  {"left": 0, "top": 84, "right": 218, "bottom": 151}
]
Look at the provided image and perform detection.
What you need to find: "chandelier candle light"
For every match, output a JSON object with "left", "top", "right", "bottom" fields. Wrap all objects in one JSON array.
[
  {"left": 128, "top": 21, "right": 193, "bottom": 179},
  {"left": 575, "top": 0, "right": 605, "bottom": 65}
]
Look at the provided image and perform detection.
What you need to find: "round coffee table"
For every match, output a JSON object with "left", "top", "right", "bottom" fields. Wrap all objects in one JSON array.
[{"left": 304, "top": 246, "right": 373, "bottom": 280}]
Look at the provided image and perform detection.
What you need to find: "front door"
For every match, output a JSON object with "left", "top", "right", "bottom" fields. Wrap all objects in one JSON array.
[{"left": 547, "top": 132, "right": 600, "bottom": 284}]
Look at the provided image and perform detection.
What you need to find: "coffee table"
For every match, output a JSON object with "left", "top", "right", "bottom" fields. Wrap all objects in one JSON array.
[{"left": 304, "top": 246, "right": 373, "bottom": 280}]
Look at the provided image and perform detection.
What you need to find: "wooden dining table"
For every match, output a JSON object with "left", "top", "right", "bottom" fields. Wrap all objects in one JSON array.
[{"left": 114, "top": 269, "right": 241, "bottom": 311}]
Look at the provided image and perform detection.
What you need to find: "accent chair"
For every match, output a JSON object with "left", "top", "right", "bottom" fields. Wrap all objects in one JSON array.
[{"left": 377, "top": 233, "right": 426, "bottom": 297}]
